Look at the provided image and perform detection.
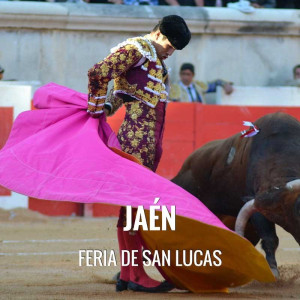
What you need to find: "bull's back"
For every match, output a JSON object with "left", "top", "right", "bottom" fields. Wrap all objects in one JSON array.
[
  {"left": 171, "top": 140, "right": 223, "bottom": 198},
  {"left": 172, "top": 112, "right": 300, "bottom": 215},
  {"left": 172, "top": 134, "right": 252, "bottom": 215}
]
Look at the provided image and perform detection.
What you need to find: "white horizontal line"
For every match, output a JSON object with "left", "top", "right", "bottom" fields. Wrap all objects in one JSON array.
[
  {"left": 1, "top": 238, "right": 114, "bottom": 244},
  {"left": 0, "top": 251, "right": 78, "bottom": 256}
]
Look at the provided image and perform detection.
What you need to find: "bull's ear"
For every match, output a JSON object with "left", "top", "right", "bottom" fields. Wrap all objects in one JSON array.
[{"left": 294, "top": 197, "right": 300, "bottom": 218}]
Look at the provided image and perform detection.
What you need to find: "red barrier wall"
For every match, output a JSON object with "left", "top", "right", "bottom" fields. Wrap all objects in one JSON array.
[
  {"left": 93, "top": 103, "right": 300, "bottom": 217},
  {"left": 0, "top": 107, "right": 13, "bottom": 196},
  {"left": 29, "top": 198, "right": 84, "bottom": 216},
  {"left": 3, "top": 103, "right": 300, "bottom": 216}
]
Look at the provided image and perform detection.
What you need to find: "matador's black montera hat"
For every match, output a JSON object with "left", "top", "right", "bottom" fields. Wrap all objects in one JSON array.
[{"left": 159, "top": 15, "right": 191, "bottom": 50}]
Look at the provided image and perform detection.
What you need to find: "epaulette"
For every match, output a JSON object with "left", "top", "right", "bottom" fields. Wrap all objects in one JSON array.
[
  {"left": 195, "top": 80, "right": 208, "bottom": 91},
  {"left": 110, "top": 36, "right": 157, "bottom": 62},
  {"left": 169, "top": 84, "right": 181, "bottom": 100}
]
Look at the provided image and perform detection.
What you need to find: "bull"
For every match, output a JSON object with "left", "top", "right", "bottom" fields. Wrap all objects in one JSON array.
[{"left": 172, "top": 112, "right": 300, "bottom": 278}]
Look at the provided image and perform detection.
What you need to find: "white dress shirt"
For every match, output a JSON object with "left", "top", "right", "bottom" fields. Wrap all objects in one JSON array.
[{"left": 179, "top": 81, "right": 201, "bottom": 102}]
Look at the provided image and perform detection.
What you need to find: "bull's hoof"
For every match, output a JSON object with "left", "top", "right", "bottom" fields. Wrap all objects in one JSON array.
[{"left": 271, "top": 267, "right": 280, "bottom": 279}]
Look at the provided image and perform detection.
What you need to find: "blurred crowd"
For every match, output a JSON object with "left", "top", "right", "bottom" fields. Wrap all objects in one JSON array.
[{"left": 1, "top": 0, "right": 299, "bottom": 9}]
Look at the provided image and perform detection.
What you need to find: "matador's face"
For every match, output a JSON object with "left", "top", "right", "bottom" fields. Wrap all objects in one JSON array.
[{"left": 152, "top": 31, "right": 175, "bottom": 61}]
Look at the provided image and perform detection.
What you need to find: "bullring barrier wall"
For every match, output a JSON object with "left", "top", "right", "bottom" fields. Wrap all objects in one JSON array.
[{"left": 2, "top": 93, "right": 300, "bottom": 216}]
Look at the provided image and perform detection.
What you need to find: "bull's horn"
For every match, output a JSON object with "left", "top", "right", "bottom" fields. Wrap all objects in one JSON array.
[
  {"left": 235, "top": 199, "right": 257, "bottom": 236},
  {"left": 286, "top": 179, "right": 300, "bottom": 191}
]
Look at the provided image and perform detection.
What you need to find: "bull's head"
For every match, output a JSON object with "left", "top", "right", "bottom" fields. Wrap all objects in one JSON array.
[{"left": 235, "top": 179, "right": 300, "bottom": 245}]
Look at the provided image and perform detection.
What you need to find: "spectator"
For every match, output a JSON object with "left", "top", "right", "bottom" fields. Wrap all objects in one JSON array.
[
  {"left": 206, "top": 0, "right": 299, "bottom": 8},
  {"left": 294, "top": 65, "right": 300, "bottom": 79},
  {"left": 250, "top": 0, "right": 276, "bottom": 8},
  {"left": 122, "top": 0, "right": 158, "bottom": 4},
  {"left": 276, "top": 0, "right": 294, "bottom": 8},
  {"left": 286, "top": 64, "right": 300, "bottom": 87},
  {"left": 204, "top": 0, "right": 229, "bottom": 6},
  {"left": 169, "top": 63, "right": 233, "bottom": 103},
  {"left": 159, "top": 0, "right": 204, "bottom": 6},
  {"left": 277, "top": 0, "right": 300, "bottom": 9},
  {"left": 87, "top": 0, "right": 157, "bottom": 3},
  {"left": 226, "top": 0, "right": 275, "bottom": 8},
  {"left": 81, "top": 0, "right": 107, "bottom": 3},
  {"left": 0, "top": 65, "right": 4, "bottom": 81}
]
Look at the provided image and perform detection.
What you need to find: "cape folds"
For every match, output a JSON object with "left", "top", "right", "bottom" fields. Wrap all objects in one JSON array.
[{"left": 0, "top": 83, "right": 275, "bottom": 292}]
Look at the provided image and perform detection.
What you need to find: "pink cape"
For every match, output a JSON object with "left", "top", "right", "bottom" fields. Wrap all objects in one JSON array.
[{"left": 0, "top": 83, "right": 274, "bottom": 292}]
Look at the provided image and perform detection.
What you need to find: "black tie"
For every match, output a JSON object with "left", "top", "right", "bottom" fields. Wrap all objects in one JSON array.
[
  {"left": 187, "top": 86, "right": 194, "bottom": 102},
  {"left": 194, "top": 87, "right": 202, "bottom": 103},
  {"left": 190, "top": 85, "right": 202, "bottom": 103}
]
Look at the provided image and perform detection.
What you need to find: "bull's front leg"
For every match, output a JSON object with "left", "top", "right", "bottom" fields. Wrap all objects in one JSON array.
[{"left": 250, "top": 212, "right": 279, "bottom": 278}]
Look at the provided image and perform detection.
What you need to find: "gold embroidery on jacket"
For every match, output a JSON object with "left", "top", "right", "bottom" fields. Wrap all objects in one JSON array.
[
  {"left": 88, "top": 37, "right": 168, "bottom": 114},
  {"left": 117, "top": 101, "right": 157, "bottom": 168},
  {"left": 114, "top": 77, "right": 137, "bottom": 94},
  {"left": 113, "top": 39, "right": 167, "bottom": 108}
]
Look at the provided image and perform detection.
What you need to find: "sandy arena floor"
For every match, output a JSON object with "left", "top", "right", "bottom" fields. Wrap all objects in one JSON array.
[{"left": 0, "top": 208, "right": 299, "bottom": 300}]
